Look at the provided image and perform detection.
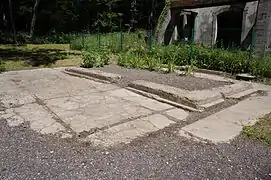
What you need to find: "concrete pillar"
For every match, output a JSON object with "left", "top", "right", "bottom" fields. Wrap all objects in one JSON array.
[
  {"left": 241, "top": 1, "right": 258, "bottom": 49},
  {"left": 254, "top": 0, "right": 271, "bottom": 56},
  {"left": 164, "top": 9, "right": 180, "bottom": 45}
]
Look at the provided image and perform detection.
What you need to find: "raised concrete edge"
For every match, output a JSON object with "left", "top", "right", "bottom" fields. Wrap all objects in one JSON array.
[
  {"left": 179, "top": 90, "right": 271, "bottom": 144},
  {"left": 128, "top": 80, "right": 255, "bottom": 110},
  {"left": 63, "top": 70, "right": 111, "bottom": 84},
  {"left": 126, "top": 87, "right": 201, "bottom": 112},
  {"left": 65, "top": 67, "right": 122, "bottom": 83}
]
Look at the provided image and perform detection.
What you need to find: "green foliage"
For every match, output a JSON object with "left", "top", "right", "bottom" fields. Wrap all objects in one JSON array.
[
  {"left": 82, "top": 51, "right": 105, "bottom": 68},
  {"left": 0, "top": 61, "right": 5, "bottom": 73},
  {"left": 73, "top": 32, "right": 271, "bottom": 78},
  {"left": 243, "top": 115, "right": 271, "bottom": 145},
  {"left": 145, "top": 56, "right": 161, "bottom": 71},
  {"left": 129, "top": 54, "right": 145, "bottom": 69},
  {"left": 185, "top": 59, "right": 197, "bottom": 76},
  {"left": 118, "top": 52, "right": 133, "bottom": 67}
]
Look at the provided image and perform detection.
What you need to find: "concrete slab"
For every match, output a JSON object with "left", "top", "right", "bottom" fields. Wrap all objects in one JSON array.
[
  {"left": 108, "top": 88, "right": 173, "bottom": 111},
  {"left": 1, "top": 68, "right": 181, "bottom": 144},
  {"left": 180, "top": 91, "right": 271, "bottom": 143},
  {"left": 45, "top": 93, "right": 152, "bottom": 133},
  {"left": 1, "top": 68, "right": 119, "bottom": 100},
  {"left": 165, "top": 108, "right": 189, "bottom": 121},
  {"left": 86, "top": 114, "right": 175, "bottom": 147},
  {"left": 1, "top": 103, "right": 65, "bottom": 134}
]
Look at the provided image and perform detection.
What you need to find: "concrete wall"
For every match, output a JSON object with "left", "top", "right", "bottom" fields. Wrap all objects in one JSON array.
[
  {"left": 156, "top": 0, "right": 271, "bottom": 56},
  {"left": 254, "top": 0, "right": 271, "bottom": 55},
  {"left": 185, "top": 2, "right": 258, "bottom": 47}
]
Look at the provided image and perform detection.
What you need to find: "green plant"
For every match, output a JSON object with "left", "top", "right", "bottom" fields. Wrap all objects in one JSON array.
[
  {"left": 95, "top": 47, "right": 111, "bottom": 65},
  {"left": 165, "top": 46, "right": 179, "bottom": 73},
  {"left": 243, "top": 114, "right": 271, "bottom": 145},
  {"left": 81, "top": 51, "right": 105, "bottom": 68},
  {"left": 129, "top": 54, "right": 145, "bottom": 69},
  {"left": 185, "top": 59, "right": 197, "bottom": 76},
  {"left": 118, "top": 52, "right": 132, "bottom": 67},
  {"left": 0, "top": 60, "right": 5, "bottom": 73},
  {"left": 144, "top": 56, "right": 161, "bottom": 71}
]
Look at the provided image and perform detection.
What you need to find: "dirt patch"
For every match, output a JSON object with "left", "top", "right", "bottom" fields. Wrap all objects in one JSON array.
[{"left": 96, "top": 65, "right": 232, "bottom": 91}]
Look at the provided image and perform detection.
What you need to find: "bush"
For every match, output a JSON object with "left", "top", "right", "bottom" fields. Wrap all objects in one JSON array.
[
  {"left": 0, "top": 61, "right": 5, "bottom": 73},
  {"left": 82, "top": 51, "right": 105, "bottom": 68},
  {"left": 144, "top": 56, "right": 162, "bottom": 71},
  {"left": 72, "top": 32, "right": 271, "bottom": 78},
  {"left": 118, "top": 52, "right": 131, "bottom": 67}
]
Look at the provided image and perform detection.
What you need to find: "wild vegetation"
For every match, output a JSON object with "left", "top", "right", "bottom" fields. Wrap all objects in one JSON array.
[
  {"left": 243, "top": 114, "right": 271, "bottom": 145},
  {"left": 69, "top": 33, "right": 271, "bottom": 78}
]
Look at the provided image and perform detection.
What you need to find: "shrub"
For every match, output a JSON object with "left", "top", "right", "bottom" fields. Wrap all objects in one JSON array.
[
  {"left": 82, "top": 51, "right": 105, "bottom": 68},
  {"left": 144, "top": 56, "right": 161, "bottom": 71},
  {"left": 0, "top": 61, "right": 5, "bottom": 73},
  {"left": 129, "top": 54, "right": 145, "bottom": 69},
  {"left": 118, "top": 52, "right": 133, "bottom": 67}
]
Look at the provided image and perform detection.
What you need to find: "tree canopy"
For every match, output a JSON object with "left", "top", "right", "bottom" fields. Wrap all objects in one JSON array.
[{"left": 0, "top": 0, "right": 165, "bottom": 43}]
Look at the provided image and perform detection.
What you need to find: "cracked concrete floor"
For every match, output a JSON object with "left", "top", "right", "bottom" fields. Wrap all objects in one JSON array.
[{"left": 0, "top": 68, "right": 189, "bottom": 146}]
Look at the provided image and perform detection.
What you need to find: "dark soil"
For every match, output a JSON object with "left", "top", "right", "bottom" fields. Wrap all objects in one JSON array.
[{"left": 97, "top": 65, "right": 232, "bottom": 91}]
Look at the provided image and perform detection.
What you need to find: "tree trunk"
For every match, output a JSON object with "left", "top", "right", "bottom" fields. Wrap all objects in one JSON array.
[
  {"left": 8, "top": 0, "right": 16, "bottom": 43},
  {"left": 30, "top": 0, "right": 40, "bottom": 38}
]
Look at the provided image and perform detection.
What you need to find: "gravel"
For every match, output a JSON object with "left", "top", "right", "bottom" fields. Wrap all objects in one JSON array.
[
  {"left": 96, "top": 65, "right": 231, "bottom": 91},
  {"left": 1, "top": 119, "right": 270, "bottom": 180}
]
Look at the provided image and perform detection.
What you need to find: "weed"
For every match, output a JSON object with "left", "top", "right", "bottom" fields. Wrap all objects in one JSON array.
[
  {"left": 145, "top": 56, "right": 161, "bottom": 71},
  {"left": 118, "top": 52, "right": 132, "bottom": 67},
  {"left": 243, "top": 114, "right": 271, "bottom": 145},
  {"left": 129, "top": 54, "right": 145, "bottom": 69},
  {"left": 0, "top": 61, "right": 5, "bottom": 73},
  {"left": 185, "top": 59, "right": 197, "bottom": 76},
  {"left": 82, "top": 51, "right": 105, "bottom": 68}
]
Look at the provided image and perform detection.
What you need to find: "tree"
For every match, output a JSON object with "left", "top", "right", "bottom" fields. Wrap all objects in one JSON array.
[
  {"left": 30, "top": 0, "right": 40, "bottom": 37},
  {"left": 8, "top": 0, "right": 17, "bottom": 43}
]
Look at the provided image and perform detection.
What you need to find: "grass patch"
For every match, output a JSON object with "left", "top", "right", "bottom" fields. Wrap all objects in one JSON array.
[
  {"left": 0, "top": 44, "right": 81, "bottom": 71},
  {"left": 243, "top": 114, "right": 271, "bottom": 145}
]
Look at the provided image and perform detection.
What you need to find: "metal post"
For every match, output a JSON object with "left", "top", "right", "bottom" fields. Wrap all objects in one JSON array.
[
  {"left": 149, "top": 30, "right": 153, "bottom": 51},
  {"left": 120, "top": 32, "right": 124, "bottom": 51},
  {"left": 98, "top": 33, "right": 101, "bottom": 48},
  {"left": 249, "top": 27, "right": 255, "bottom": 60},
  {"left": 189, "top": 28, "right": 195, "bottom": 63},
  {"left": 81, "top": 33, "right": 85, "bottom": 49}
]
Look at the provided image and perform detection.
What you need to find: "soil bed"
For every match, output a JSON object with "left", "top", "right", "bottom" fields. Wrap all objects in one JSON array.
[{"left": 96, "top": 65, "right": 232, "bottom": 91}]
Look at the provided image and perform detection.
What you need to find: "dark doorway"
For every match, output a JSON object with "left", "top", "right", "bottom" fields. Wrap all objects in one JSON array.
[
  {"left": 216, "top": 8, "right": 243, "bottom": 48},
  {"left": 164, "top": 11, "right": 197, "bottom": 45},
  {"left": 178, "top": 12, "right": 197, "bottom": 42}
]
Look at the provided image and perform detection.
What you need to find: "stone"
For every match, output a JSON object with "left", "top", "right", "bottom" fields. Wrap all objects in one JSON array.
[
  {"left": 180, "top": 90, "right": 271, "bottom": 143},
  {"left": 108, "top": 88, "right": 173, "bottom": 111},
  {"left": 129, "top": 80, "right": 254, "bottom": 110},
  {"left": 165, "top": 108, "right": 189, "bottom": 121},
  {"left": 65, "top": 67, "right": 122, "bottom": 83},
  {"left": 40, "top": 122, "right": 66, "bottom": 134},
  {"left": 236, "top": 73, "right": 256, "bottom": 81},
  {"left": 45, "top": 93, "right": 152, "bottom": 133},
  {"left": 86, "top": 114, "right": 175, "bottom": 147}
]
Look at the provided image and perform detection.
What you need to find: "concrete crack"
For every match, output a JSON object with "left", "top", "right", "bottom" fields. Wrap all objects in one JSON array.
[{"left": 33, "top": 95, "right": 77, "bottom": 137}]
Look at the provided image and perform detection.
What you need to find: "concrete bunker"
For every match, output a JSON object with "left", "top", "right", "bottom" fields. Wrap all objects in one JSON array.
[{"left": 216, "top": 7, "right": 244, "bottom": 48}]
